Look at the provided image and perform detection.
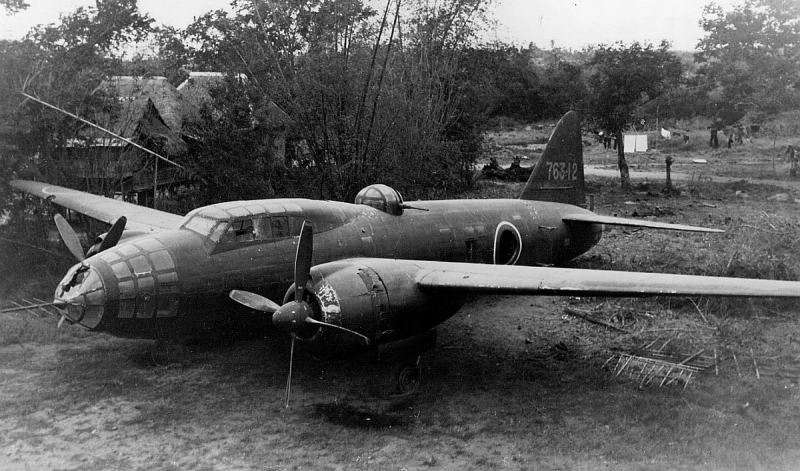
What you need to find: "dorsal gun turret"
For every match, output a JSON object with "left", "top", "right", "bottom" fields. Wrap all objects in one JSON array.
[{"left": 355, "top": 184, "right": 406, "bottom": 215}]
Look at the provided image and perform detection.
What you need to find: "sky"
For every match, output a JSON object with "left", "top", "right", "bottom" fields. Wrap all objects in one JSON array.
[{"left": 0, "top": 0, "right": 742, "bottom": 51}]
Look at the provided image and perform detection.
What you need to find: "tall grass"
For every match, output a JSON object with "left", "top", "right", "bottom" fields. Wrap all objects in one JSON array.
[{"left": 0, "top": 223, "right": 88, "bottom": 346}]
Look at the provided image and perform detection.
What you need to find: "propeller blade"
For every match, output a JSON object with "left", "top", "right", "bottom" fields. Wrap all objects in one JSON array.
[
  {"left": 293, "top": 221, "right": 313, "bottom": 302},
  {"left": 94, "top": 216, "right": 127, "bottom": 255},
  {"left": 53, "top": 214, "right": 85, "bottom": 261},
  {"left": 285, "top": 334, "right": 296, "bottom": 408},
  {"left": 305, "top": 318, "right": 371, "bottom": 345},
  {"left": 57, "top": 315, "right": 66, "bottom": 329},
  {"left": 229, "top": 290, "right": 281, "bottom": 313}
]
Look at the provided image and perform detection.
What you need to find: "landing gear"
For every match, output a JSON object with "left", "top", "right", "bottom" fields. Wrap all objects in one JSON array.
[
  {"left": 395, "top": 356, "right": 422, "bottom": 395},
  {"left": 378, "top": 330, "right": 436, "bottom": 396}
]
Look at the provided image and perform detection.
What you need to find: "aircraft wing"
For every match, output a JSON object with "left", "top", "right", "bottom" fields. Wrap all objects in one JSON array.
[
  {"left": 562, "top": 213, "right": 724, "bottom": 233},
  {"left": 10, "top": 180, "right": 183, "bottom": 235},
  {"left": 403, "top": 260, "right": 799, "bottom": 298}
]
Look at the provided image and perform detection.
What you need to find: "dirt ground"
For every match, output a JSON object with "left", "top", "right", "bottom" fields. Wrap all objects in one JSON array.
[
  {"left": 2, "top": 293, "right": 800, "bottom": 471},
  {"left": 3, "top": 131, "right": 800, "bottom": 470}
]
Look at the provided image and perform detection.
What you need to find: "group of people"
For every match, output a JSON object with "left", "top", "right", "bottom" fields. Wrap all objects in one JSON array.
[{"left": 709, "top": 126, "right": 747, "bottom": 148}]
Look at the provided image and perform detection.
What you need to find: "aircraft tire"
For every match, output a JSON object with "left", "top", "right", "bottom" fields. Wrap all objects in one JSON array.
[{"left": 395, "top": 357, "right": 422, "bottom": 395}]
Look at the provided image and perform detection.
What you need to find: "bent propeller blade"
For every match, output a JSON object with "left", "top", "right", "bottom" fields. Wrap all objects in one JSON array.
[
  {"left": 229, "top": 290, "right": 281, "bottom": 313},
  {"left": 53, "top": 213, "right": 85, "bottom": 262},
  {"left": 294, "top": 221, "right": 313, "bottom": 302},
  {"left": 285, "top": 334, "right": 296, "bottom": 408},
  {"left": 96, "top": 216, "right": 127, "bottom": 253},
  {"left": 305, "top": 318, "right": 371, "bottom": 345}
]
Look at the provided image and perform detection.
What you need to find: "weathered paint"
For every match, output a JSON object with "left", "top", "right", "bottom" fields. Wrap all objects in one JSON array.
[{"left": 59, "top": 196, "right": 601, "bottom": 339}]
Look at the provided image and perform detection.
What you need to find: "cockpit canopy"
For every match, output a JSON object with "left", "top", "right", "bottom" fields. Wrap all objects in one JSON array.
[
  {"left": 175, "top": 199, "right": 344, "bottom": 252},
  {"left": 355, "top": 184, "right": 405, "bottom": 216}
]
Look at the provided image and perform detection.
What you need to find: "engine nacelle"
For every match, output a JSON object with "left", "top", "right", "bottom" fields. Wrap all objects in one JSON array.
[{"left": 296, "top": 259, "right": 466, "bottom": 350}]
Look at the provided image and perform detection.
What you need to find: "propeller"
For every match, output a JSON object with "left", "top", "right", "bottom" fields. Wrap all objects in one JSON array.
[
  {"left": 54, "top": 214, "right": 85, "bottom": 261},
  {"left": 227, "top": 220, "right": 370, "bottom": 407},
  {"left": 87, "top": 216, "right": 127, "bottom": 258},
  {"left": 229, "top": 289, "right": 281, "bottom": 313},
  {"left": 53, "top": 214, "right": 127, "bottom": 261},
  {"left": 272, "top": 221, "right": 314, "bottom": 333}
]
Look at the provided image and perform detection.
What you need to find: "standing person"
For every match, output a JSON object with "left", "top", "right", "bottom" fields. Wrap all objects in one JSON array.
[{"left": 710, "top": 128, "right": 719, "bottom": 148}]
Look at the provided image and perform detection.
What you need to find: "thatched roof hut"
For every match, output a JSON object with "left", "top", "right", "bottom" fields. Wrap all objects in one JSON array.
[
  {"left": 86, "top": 76, "right": 191, "bottom": 157},
  {"left": 59, "top": 76, "right": 197, "bottom": 195},
  {"left": 101, "top": 76, "right": 192, "bottom": 133},
  {"left": 176, "top": 72, "right": 228, "bottom": 110}
]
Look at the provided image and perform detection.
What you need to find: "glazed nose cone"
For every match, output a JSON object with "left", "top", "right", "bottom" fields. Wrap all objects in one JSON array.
[{"left": 55, "top": 263, "right": 106, "bottom": 329}]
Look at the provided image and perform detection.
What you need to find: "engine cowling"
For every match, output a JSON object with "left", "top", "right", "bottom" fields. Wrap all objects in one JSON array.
[{"left": 292, "top": 259, "right": 466, "bottom": 350}]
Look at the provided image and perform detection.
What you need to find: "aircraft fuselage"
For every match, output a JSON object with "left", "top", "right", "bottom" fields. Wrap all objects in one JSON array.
[{"left": 57, "top": 197, "right": 602, "bottom": 340}]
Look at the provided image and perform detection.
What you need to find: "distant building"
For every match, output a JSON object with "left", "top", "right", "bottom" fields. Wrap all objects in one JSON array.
[
  {"left": 61, "top": 73, "right": 292, "bottom": 205},
  {"left": 177, "top": 71, "right": 292, "bottom": 165},
  {"left": 65, "top": 76, "right": 193, "bottom": 204}
]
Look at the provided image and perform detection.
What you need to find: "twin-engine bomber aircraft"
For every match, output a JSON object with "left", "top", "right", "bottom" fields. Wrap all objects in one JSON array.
[{"left": 9, "top": 111, "right": 800, "bottom": 396}]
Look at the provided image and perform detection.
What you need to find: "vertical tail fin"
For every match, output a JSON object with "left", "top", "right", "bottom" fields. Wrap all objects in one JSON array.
[{"left": 519, "top": 111, "right": 586, "bottom": 206}]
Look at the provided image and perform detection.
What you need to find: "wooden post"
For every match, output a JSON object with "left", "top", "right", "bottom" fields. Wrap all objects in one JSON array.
[
  {"left": 665, "top": 155, "right": 674, "bottom": 193},
  {"left": 617, "top": 130, "right": 631, "bottom": 190},
  {"left": 153, "top": 154, "right": 158, "bottom": 210}
]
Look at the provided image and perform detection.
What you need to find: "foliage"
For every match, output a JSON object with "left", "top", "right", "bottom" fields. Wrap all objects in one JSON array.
[
  {"left": 455, "top": 45, "right": 589, "bottom": 124},
  {"left": 0, "top": 0, "right": 153, "bottom": 205},
  {"left": 182, "top": 77, "right": 287, "bottom": 203},
  {"left": 584, "top": 41, "right": 684, "bottom": 135},
  {"left": 457, "top": 46, "right": 543, "bottom": 122},
  {"left": 583, "top": 41, "right": 684, "bottom": 189},
  {"left": 2, "top": 0, "right": 800, "bottom": 207},
  {"left": 165, "top": 0, "right": 490, "bottom": 203},
  {"left": 696, "top": 0, "right": 800, "bottom": 115},
  {"left": 0, "top": 0, "right": 27, "bottom": 14},
  {"left": 538, "top": 50, "right": 589, "bottom": 119}
]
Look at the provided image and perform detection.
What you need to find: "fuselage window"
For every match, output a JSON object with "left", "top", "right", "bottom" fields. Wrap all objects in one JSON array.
[
  {"left": 208, "top": 222, "right": 227, "bottom": 243},
  {"left": 214, "top": 215, "right": 307, "bottom": 252},
  {"left": 254, "top": 217, "right": 273, "bottom": 241},
  {"left": 181, "top": 215, "right": 219, "bottom": 237},
  {"left": 222, "top": 219, "right": 255, "bottom": 243},
  {"left": 271, "top": 216, "right": 290, "bottom": 239}
]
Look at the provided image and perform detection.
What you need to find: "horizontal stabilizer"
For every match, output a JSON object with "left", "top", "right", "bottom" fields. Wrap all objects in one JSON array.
[{"left": 562, "top": 213, "right": 723, "bottom": 233}]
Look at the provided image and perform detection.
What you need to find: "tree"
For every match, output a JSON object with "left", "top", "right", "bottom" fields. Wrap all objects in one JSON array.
[
  {"left": 169, "top": 0, "right": 492, "bottom": 202},
  {"left": 1, "top": 0, "right": 28, "bottom": 14},
  {"left": 696, "top": 0, "right": 800, "bottom": 115},
  {"left": 584, "top": 41, "right": 684, "bottom": 189},
  {"left": 0, "top": 0, "right": 153, "bottom": 203},
  {"left": 539, "top": 50, "right": 589, "bottom": 120},
  {"left": 456, "top": 45, "right": 550, "bottom": 122}
]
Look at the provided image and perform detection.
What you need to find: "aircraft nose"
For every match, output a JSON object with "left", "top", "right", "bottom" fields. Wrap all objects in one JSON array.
[{"left": 54, "top": 263, "right": 106, "bottom": 329}]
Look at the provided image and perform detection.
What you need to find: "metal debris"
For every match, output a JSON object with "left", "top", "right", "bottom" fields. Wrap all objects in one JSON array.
[{"left": 604, "top": 339, "right": 715, "bottom": 391}]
